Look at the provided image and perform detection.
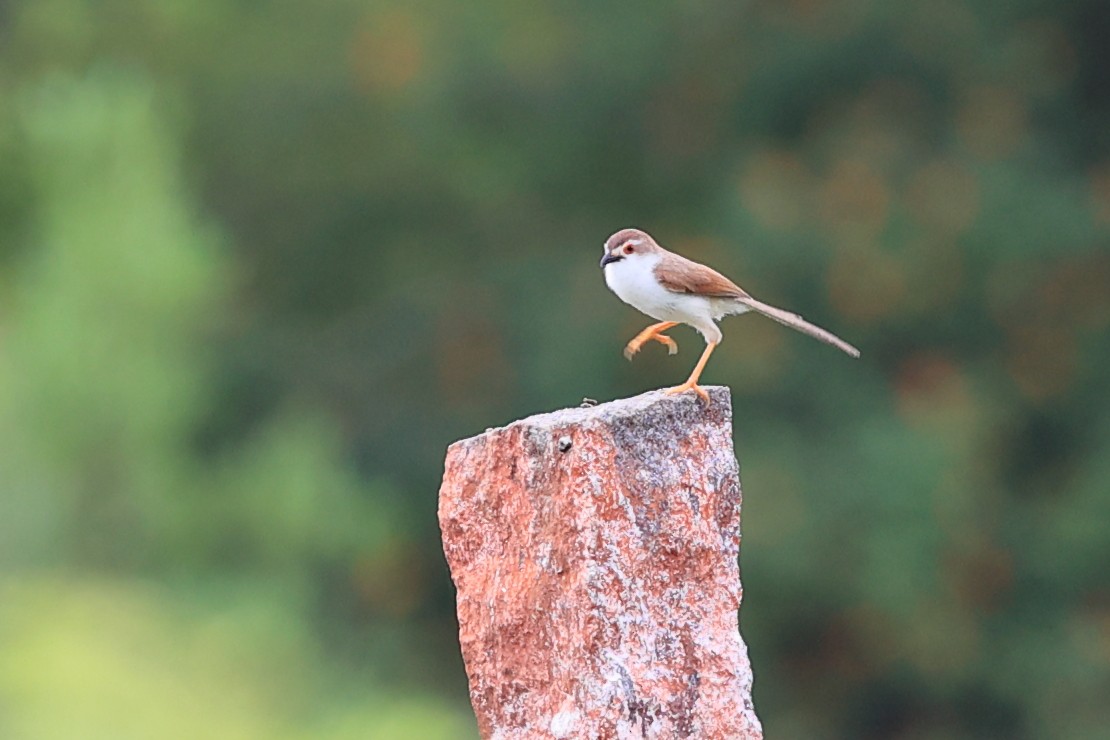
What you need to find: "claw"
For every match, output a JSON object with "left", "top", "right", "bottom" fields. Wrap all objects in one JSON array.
[
  {"left": 657, "top": 335, "right": 678, "bottom": 355},
  {"left": 623, "top": 321, "right": 679, "bottom": 361},
  {"left": 665, "top": 381, "right": 710, "bottom": 404},
  {"left": 624, "top": 332, "right": 678, "bottom": 360}
]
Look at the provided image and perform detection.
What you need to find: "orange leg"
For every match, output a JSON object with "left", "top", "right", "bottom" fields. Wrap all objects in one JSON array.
[
  {"left": 624, "top": 321, "right": 679, "bottom": 360},
  {"left": 665, "top": 341, "right": 717, "bottom": 403}
]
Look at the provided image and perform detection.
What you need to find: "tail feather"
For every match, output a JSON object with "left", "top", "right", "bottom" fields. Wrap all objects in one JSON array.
[{"left": 738, "top": 297, "right": 860, "bottom": 358}]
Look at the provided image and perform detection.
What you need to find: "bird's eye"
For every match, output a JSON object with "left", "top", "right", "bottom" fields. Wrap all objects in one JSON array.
[{"left": 623, "top": 244, "right": 634, "bottom": 255}]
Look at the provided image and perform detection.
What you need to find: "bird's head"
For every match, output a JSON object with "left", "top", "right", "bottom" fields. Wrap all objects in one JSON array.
[{"left": 600, "top": 228, "right": 659, "bottom": 269}]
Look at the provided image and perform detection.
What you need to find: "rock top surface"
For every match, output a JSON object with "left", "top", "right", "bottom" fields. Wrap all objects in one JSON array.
[{"left": 439, "top": 387, "right": 762, "bottom": 739}]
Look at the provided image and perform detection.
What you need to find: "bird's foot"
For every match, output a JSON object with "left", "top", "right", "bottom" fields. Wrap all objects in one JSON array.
[
  {"left": 624, "top": 330, "right": 679, "bottom": 360},
  {"left": 665, "top": 380, "right": 710, "bottom": 404},
  {"left": 655, "top": 334, "right": 679, "bottom": 355}
]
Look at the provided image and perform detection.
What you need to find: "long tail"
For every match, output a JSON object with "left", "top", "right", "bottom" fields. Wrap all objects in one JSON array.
[{"left": 738, "top": 296, "right": 860, "bottom": 358}]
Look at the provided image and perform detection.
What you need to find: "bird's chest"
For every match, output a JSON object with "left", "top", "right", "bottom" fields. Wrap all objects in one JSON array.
[{"left": 605, "top": 257, "right": 683, "bottom": 320}]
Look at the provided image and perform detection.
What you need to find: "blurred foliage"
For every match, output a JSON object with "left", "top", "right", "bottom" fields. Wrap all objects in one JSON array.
[{"left": 0, "top": 0, "right": 1108, "bottom": 738}]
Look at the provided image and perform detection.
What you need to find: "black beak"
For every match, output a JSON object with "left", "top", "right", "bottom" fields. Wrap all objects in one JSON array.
[{"left": 600, "top": 253, "right": 623, "bottom": 268}]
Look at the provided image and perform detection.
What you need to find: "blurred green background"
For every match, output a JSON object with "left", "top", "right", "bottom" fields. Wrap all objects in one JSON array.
[{"left": 1, "top": 0, "right": 1108, "bottom": 738}]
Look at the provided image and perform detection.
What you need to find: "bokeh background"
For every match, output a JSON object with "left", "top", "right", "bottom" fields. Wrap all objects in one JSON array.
[{"left": 1, "top": 1, "right": 1108, "bottom": 738}]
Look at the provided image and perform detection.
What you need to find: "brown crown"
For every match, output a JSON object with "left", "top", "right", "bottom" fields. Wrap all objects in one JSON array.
[{"left": 603, "top": 228, "right": 656, "bottom": 252}]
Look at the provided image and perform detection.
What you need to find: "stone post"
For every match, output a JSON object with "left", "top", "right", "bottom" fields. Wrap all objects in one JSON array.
[{"left": 439, "top": 387, "right": 762, "bottom": 739}]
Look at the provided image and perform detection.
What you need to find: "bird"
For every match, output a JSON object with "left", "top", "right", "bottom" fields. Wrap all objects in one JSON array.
[{"left": 600, "top": 228, "right": 860, "bottom": 402}]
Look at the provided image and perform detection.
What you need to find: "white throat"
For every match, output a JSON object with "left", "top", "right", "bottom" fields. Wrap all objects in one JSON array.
[{"left": 604, "top": 253, "right": 665, "bottom": 317}]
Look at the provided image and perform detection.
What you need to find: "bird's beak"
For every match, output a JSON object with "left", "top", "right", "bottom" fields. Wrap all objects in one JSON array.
[{"left": 600, "top": 252, "right": 622, "bottom": 268}]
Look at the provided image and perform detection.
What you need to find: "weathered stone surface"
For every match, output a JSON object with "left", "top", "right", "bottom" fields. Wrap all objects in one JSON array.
[{"left": 439, "top": 387, "right": 762, "bottom": 739}]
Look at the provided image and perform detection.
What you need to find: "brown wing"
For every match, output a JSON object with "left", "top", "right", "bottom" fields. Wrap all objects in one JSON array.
[
  {"left": 654, "top": 250, "right": 861, "bottom": 358},
  {"left": 653, "top": 252, "right": 750, "bottom": 299}
]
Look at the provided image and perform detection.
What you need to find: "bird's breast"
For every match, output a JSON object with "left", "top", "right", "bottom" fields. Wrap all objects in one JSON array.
[{"left": 605, "top": 255, "right": 714, "bottom": 324}]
